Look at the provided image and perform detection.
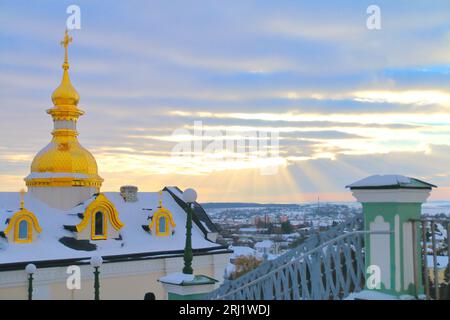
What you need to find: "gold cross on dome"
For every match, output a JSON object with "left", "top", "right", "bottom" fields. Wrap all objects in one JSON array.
[
  {"left": 60, "top": 29, "right": 73, "bottom": 64},
  {"left": 60, "top": 29, "right": 73, "bottom": 47}
]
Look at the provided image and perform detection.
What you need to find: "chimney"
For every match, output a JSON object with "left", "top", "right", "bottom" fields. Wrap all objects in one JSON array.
[{"left": 120, "top": 185, "right": 138, "bottom": 202}]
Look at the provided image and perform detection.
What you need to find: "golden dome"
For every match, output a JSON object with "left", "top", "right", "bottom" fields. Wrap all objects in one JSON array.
[
  {"left": 31, "top": 138, "right": 100, "bottom": 177},
  {"left": 51, "top": 70, "right": 80, "bottom": 107},
  {"left": 26, "top": 136, "right": 103, "bottom": 187},
  {"left": 25, "top": 30, "right": 103, "bottom": 189}
]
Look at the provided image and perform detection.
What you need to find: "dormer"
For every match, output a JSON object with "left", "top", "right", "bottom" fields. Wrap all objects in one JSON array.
[
  {"left": 2, "top": 191, "right": 42, "bottom": 244},
  {"left": 146, "top": 191, "right": 176, "bottom": 236},
  {"left": 70, "top": 193, "right": 124, "bottom": 240}
]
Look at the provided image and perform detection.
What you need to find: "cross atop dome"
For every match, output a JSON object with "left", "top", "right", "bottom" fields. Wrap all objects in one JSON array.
[
  {"left": 24, "top": 30, "right": 103, "bottom": 209},
  {"left": 50, "top": 30, "right": 80, "bottom": 108},
  {"left": 60, "top": 29, "right": 73, "bottom": 70}
]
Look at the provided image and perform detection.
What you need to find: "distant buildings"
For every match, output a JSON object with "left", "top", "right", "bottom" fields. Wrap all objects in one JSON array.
[
  {"left": 255, "top": 240, "right": 275, "bottom": 257},
  {"left": 206, "top": 202, "right": 362, "bottom": 280},
  {"left": 251, "top": 215, "right": 273, "bottom": 226}
]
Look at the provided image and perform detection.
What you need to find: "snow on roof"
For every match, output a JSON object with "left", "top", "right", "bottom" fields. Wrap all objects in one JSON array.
[
  {"left": 345, "top": 290, "right": 407, "bottom": 300},
  {"left": 0, "top": 191, "right": 222, "bottom": 265},
  {"left": 165, "top": 186, "right": 185, "bottom": 202},
  {"left": 158, "top": 272, "right": 195, "bottom": 285},
  {"left": 164, "top": 186, "right": 219, "bottom": 234},
  {"left": 229, "top": 246, "right": 256, "bottom": 258},
  {"left": 254, "top": 240, "right": 274, "bottom": 249},
  {"left": 200, "top": 221, "right": 211, "bottom": 233},
  {"left": 346, "top": 175, "right": 436, "bottom": 189}
]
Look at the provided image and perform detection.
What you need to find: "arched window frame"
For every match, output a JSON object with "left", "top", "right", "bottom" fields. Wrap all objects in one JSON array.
[
  {"left": 91, "top": 207, "right": 107, "bottom": 240},
  {"left": 14, "top": 216, "right": 32, "bottom": 243},
  {"left": 150, "top": 208, "right": 176, "bottom": 237},
  {"left": 76, "top": 194, "right": 124, "bottom": 241},
  {"left": 4, "top": 209, "right": 42, "bottom": 244}
]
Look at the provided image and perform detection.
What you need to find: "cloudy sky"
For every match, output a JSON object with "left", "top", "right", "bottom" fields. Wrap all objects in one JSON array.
[{"left": 1, "top": 1, "right": 449, "bottom": 202}]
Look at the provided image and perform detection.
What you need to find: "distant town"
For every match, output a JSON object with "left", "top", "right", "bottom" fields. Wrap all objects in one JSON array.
[
  {"left": 204, "top": 201, "right": 450, "bottom": 282},
  {"left": 202, "top": 202, "right": 359, "bottom": 279}
]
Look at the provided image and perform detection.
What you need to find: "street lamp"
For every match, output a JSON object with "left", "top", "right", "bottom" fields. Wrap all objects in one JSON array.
[
  {"left": 182, "top": 188, "right": 197, "bottom": 275},
  {"left": 25, "top": 263, "right": 36, "bottom": 300},
  {"left": 90, "top": 256, "right": 103, "bottom": 300}
]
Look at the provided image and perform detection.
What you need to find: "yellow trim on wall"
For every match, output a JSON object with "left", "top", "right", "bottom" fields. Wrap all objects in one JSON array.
[
  {"left": 4, "top": 208, "right": 42, "bottom": 244},
  {"left": 25, "top": 176, "right": 103, "bottom": 188},
  {"left": 76, "top": 193, "right": 124, "bottom": 240}
]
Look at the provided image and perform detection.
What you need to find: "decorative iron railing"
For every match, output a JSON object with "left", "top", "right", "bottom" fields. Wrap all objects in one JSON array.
[
  {"left": 206, "top": 216, "right": 369, "bottom": 300},
  {"left": 411, "top": 218, "right": 450, "bottom": 300}
]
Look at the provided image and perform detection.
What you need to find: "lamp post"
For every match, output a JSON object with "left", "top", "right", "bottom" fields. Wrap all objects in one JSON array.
[
  {"left": 90, "top": 256, "right": 103, "bottom": 300},
  {"left": 182, "top": 188, "right": 197, "bottom": 275},
  {"left": 25, "top": 263, "right": 36, "bottom": 300}
]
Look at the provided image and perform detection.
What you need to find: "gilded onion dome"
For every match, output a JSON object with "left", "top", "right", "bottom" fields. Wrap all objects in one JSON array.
[
  {"left": 51, "top": 65, "right": 80, "bottom": 107},
  {"left": 25, "top": 30, "right": 103, "bottom": 189}
]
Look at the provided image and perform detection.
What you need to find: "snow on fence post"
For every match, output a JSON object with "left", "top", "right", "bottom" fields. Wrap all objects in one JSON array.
[{"left": 158, "top": 273, "right": 218, "bottom": 300}]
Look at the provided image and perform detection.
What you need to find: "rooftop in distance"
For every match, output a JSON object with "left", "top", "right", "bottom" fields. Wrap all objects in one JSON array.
[{"left": 346, "top": 174, "right": 437, "bottom": 190}]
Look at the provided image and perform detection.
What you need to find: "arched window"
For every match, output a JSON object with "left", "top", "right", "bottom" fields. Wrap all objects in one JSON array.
[
  {"left": 149, "top": 207, "right": 175, "bottom": 237},
  {"left": 18, "top": 220, "right": 29, "bottom": 240},
  {"left": 14, "top": 218, "right": 32, "bottom": 243},
  {"left": 92, "top": 211, "right": 106, "bottom": 240},
  {"left": 5, "top": 210, "right": 42, "bottom": 244},
  {"left": 159, "top": 216, "right": 166, "bottom": 234}
]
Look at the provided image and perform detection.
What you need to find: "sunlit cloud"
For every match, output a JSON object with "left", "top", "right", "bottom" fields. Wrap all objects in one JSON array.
[
  {"left": 169, "top": 110, "right": 450, "bottom": 126},
  {"left": 353, "top": 90, "right": 450, "bottom": 106},
  {"left": 1, "top": 1, "right": 450, "bottom": 201}
]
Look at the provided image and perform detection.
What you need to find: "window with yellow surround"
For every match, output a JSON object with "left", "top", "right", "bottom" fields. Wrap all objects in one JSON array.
[
  {"left": 16, "top": 218, "right": 31, "bottom": 243},
  {"left": 75, "top": 193, "right": 124, "bottom": 241},
  {"left": 92, "top": 211, "right": 107, "bottom": 240},
  {"left": 149, "top": 191, "right": 176, "bottom": 236},
  {"left": 3, "top": 190, "right": 42, "bottom": 244}
]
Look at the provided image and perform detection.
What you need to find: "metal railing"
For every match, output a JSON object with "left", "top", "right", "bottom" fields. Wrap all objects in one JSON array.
[
  {"left": 411, "top": 218, "right": 450, "bottom": 300},
  {"left": 206, "top": 216, "right": 373, "bottom": 300},
  {"left": 207, "top": 215, "right": 450, "bottom": 300}
]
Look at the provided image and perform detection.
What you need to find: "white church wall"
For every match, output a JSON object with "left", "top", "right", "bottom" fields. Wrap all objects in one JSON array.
[
  {"left": 0, "top": 252, "right": 230, "bottom": 300},
  {"left": 28, "top": 186, "right": 98, "bottom": 210}
]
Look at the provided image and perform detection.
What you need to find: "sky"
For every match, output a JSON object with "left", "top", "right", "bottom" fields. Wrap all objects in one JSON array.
[{"left": 0, "top": 0, "right": 449, "bottom": 203}]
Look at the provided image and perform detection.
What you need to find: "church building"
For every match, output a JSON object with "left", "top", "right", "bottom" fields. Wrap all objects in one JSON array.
[{"left": 0, "top": 31, "right": 230, "bottom": 300}]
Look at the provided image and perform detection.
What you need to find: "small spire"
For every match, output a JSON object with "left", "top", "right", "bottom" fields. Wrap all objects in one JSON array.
[
  {"left": 51, "top": 29, "right": 79, "bottom": 107},
  {"left": 158, "top": 190, "right": 163, "bottom": 208},
  {"left": 20, "top": 189, "right": 25, "bottom": 210}
]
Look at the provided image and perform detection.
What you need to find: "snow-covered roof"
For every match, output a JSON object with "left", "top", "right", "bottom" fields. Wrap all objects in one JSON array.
[
  {"left": 0, "top": 190, "right": 226, "bottom": 268},
  {"left": 164, "top": 186, "right": 219, "bottom": 234},
  {"left": 159, "top": 272, "right": 217, "bottom": 285},
  {"left": 165, "top": 186, "right": 185, "bottom": 202},
  {"left": 346, "top": 175, "right": 436, "bottom": 189},
  {"left": 158, "top": 272, "right": 195, "bottom": 285},
  {"left": 254, "top": 240, "right": 274, "bottom": 249},
  {"left": 346, "top": 290, "right": 409, "bottom": 300},
  {"left": 229, "top": 246, "right": 256, "bottom": 258}
]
